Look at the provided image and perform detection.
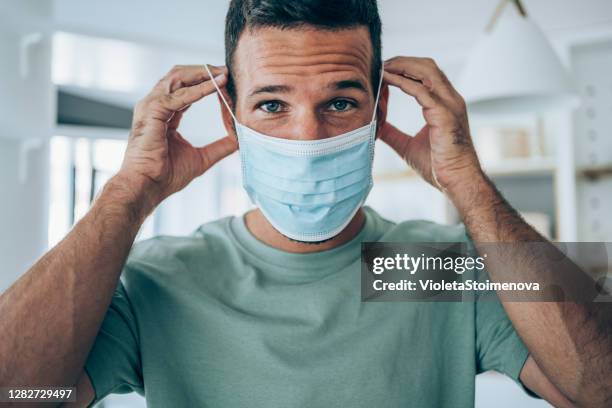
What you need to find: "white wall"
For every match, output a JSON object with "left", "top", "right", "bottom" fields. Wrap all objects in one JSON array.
[
  {"left": 0, "top": 139, "right": 50, "bottom": 292},
  {"left": 476, "top": 372, "right": 549, "bottom": 408},
  {"left": 0, "top": 0, "right": 54, "bottom": 292}
]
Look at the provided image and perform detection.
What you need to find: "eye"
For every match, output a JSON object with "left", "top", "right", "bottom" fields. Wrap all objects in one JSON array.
[
  {"left": 259, "top": 101, "right": 282, "bottom": 113},
  {"left": 329, "top": 99, "right": 356, "bottom": 112}
]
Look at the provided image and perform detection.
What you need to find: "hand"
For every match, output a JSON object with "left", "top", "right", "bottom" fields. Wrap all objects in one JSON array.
[
  {"left": 117, "top": 65, "right": 238, "bottom": 213},
  {"left": 380, "top": 57, "right": 483, "bottom": 196}
]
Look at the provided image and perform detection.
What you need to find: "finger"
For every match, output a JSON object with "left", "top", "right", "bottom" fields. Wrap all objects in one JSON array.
[
  {"left": 384, "top": 57, "right": 460, "bottom": 105},
  {"left": 198, "top": 135, "right": 238, "bottom": 172},
  {"left": 147, "top": 73, "right": 227, "bottom": 121},
  {"left": 379, "top": 122, "right": 413, "bottom": 160},
  {"left": 384, "top": 57, "right": 445, "bottom": 90},
  {"left": 157, "top": 64, "right": 227, "bottom": 94},
  {"left": 384, "top": 71, "right": 438, "bottom": 109},
  {"left": 168, "top": 107, "right": 187, "bottom": 131},
  {"left": 381, "top": 123, "right": 436, "bottom": 186}
]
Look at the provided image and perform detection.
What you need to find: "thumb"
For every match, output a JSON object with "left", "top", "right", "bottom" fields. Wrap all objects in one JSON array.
[
  {"left": 380, "top": 123, "right": 436, "bottom": 187},
  {"left": 197, "top": 135, "right": 238, "bottom": 172},
  {"left": 379, "top": 122, "right": 413, "bottom": 161}
]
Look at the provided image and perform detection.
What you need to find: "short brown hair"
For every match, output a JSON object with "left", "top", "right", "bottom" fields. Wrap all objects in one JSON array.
[{"left": 224, "top": 0, "right": 382, "bottom": 104}]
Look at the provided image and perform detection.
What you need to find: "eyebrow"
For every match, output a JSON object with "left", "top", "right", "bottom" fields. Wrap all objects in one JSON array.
[
  {"left": 249, "top": 85, "right": 293, "bottom": 97},
  {"left": 247, "top": 79, "right": 369, "bottom": 98},
  {"left": 331, "top": 79, "right": 368, "bottom": 93}
]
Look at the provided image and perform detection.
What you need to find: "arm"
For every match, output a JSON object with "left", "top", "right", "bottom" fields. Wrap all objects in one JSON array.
[
  {"left": 0, "top": 64, "right": 236, "bottom": 406},
  {"left": 381, "top": 56, "right": 612, "bottom": 407},
  {"left": 520, "top": 356, "right": 578, "bottom": 408},
  {"left": 0, "top": 173, "right": 149, "bottom": 392},
  {"left": 58, "top": 371, "right": 95, "bottom": 408},
  {"left": 451, "top": 166, "right": 612, "bottom": 407}
]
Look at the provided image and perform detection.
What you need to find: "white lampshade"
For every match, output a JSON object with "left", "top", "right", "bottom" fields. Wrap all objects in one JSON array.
[{"left": 458, "top": 12, "right": 580, "bottom": 115}]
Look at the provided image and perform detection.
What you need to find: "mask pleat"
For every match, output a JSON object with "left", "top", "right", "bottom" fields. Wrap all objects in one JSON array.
[
  {"left": 255, "top": 187, "right": 368, "bottom": 229},
  {"left": 245, "top": 175, "right": 371, "bottom": 206},
  {"left": 242, "top": 139, "right": 371, "bottom": 181},
  {"left": 246, "top": 164, "right": 370, "bottom": 194}
]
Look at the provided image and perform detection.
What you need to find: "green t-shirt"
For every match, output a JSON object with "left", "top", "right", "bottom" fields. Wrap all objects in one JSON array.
[{"left": 85, "top": 206, "right": 530, "bottom": 407}]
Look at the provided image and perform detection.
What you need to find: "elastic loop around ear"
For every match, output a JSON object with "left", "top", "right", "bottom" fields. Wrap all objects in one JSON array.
[
  {"left": 371, "top": 66, "right": 384, "bottom": 123},
  {"left": 205, "top": 64, "right": 238, "bottom": 123}
]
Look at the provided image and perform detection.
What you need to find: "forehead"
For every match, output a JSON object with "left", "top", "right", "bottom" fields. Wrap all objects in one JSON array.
[{"left": 232, "top": 25, "right": 373, "bottom": 97}]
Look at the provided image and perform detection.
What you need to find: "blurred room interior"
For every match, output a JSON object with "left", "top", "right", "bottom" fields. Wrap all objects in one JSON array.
[{"left": 1, "top": 1, "right": 612, "bottom": 407}]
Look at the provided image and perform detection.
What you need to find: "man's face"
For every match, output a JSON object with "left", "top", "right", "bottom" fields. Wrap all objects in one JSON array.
[{"left": 230, "top": 25, "right": 377, "bottom": 140}]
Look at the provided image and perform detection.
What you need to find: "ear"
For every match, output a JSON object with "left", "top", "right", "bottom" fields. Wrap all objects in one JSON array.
[
  {"left": 217, "top": 91, "right": 237, "bottom": 140},
  {"left": 375, "top": 84, "right": 389, "bottom": 139}
]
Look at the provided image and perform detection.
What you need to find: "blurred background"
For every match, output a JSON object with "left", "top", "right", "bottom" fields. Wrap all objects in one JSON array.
[{"left": 1, "top": 0, "right": 611, "bottom": 407}]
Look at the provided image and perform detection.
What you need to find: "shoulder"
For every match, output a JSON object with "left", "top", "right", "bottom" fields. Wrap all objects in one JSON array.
[{"left": 121, "top": 216, "right": 237, "bottom": 285}]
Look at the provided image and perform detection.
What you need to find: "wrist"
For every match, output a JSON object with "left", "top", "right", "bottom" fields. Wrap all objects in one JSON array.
[
  {"left": 100, "top": 173, "right": 160, "bottom": 223},
  {"left": 444, "top": 168, "right": 494, "bottom": 215}
]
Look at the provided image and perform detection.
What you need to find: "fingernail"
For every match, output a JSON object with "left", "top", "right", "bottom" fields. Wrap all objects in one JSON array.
[{"left": 214, "top": 73, "right": 226, "bottom": 81}]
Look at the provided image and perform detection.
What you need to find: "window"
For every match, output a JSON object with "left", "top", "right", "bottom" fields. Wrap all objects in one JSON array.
[{"left": 48, "top": 135, "right": 156, "bottom": 248}]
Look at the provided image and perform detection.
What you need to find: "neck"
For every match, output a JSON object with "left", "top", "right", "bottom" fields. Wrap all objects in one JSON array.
[{"left": 244, "top": 208, "right": 366, "bottom": 254}]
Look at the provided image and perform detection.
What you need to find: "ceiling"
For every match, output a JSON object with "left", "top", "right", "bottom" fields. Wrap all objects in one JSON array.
[
  {"left": 46, "top": 0, "right": 612, "bottom": 107},
  {"left": 52, "top": 0, "right": 612, "bottom": 59}
]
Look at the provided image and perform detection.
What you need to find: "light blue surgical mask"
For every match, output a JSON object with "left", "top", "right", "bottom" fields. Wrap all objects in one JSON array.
[{"left": 206, "top": 64, "right": 383, "bottom": 242}]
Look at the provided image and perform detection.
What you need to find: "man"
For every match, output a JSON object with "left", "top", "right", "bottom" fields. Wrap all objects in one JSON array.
[{"left": 0, "top": 0, "right": 610, "bottom": 407}]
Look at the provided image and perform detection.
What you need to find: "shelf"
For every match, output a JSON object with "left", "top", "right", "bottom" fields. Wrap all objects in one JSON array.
[
  {"left": 578, "top": 164, "right": 612, "bottom": 180},
  {"left": 373, "top": 168, "right": 419, "bottom": 181},
  {"left": 374, "top": 157, "right": 556, "bottom": 181},
  {"left": 484, "top": 157, "right": 556, "bottom": 178}
]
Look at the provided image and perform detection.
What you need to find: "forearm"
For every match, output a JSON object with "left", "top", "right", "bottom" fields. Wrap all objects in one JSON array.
[
  {"left": 450, "top": 172, "right": 612, "bottom": 407},
  {"left": 0, "top": 174, "right": 152, "bottom": 388}
]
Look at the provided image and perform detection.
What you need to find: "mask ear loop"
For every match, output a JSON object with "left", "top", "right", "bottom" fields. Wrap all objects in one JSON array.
[
  {"left": 371, "top": 66, "right": 385, "bottom": 124},
  {"left": 205, "top": 64, "right": 238, "bottom": 124}
]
